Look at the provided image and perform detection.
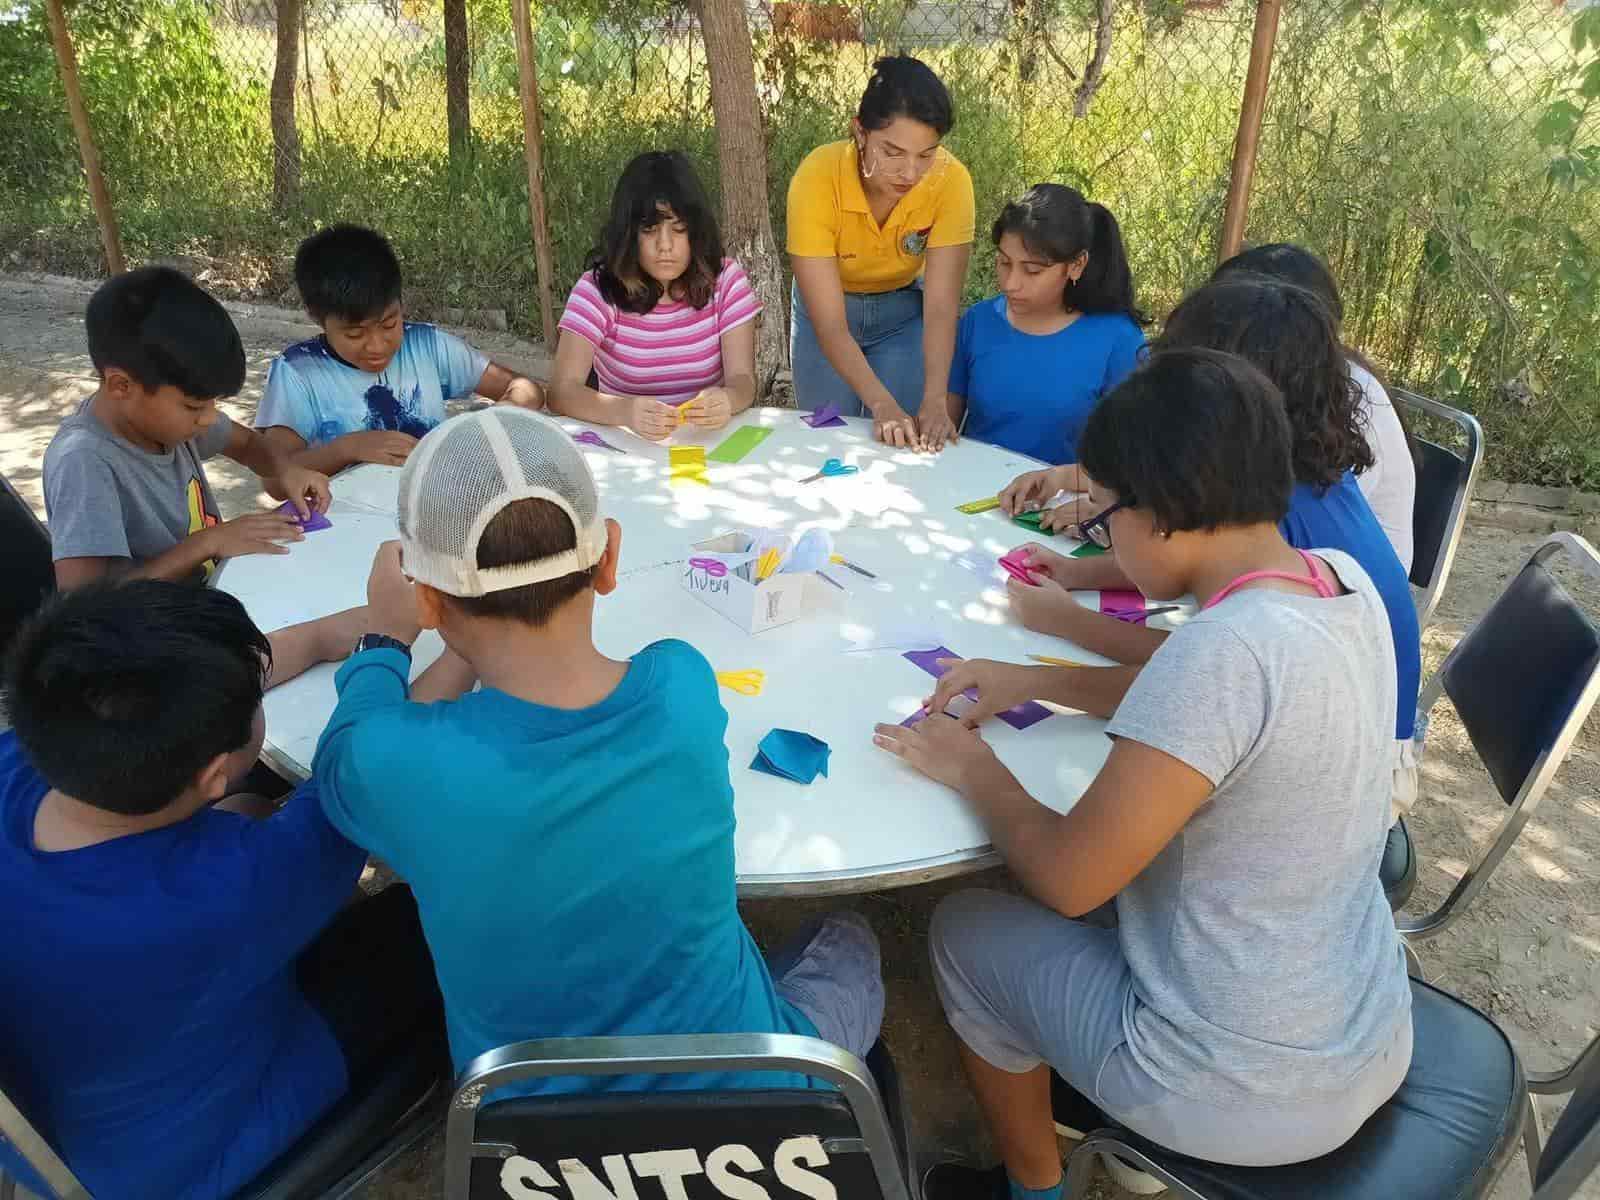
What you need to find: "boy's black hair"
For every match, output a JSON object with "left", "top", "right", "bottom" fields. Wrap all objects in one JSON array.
[
  {"left": 992, "top": 183, "right": 1147, "bottom": 323},
  {"left": 295, "top": 224, "right": 403, "bottom": 323},
  {"left": 85, "top": 267, "right": 246, "bottom": 400},
  {"left": 1211, "top": 242, "right": 1343, "bottom": 324},
  {"left": 1155, "top": 278, "right": 1374, "bottom": 489},
  {"left": 590, "top": 151, "right": 725, "bottom": 314},
  {"left": 446, "top": 498, "right": 595, "bottom": 625},
  {"left": 857, "top": 56, "right": 954, "bottom": 136},
  {"left": 4, "top": 581, "right": 271, "bottom": 816},
  {"left": 1078, "top": 348, "right": 1294, "bottom": 533}
]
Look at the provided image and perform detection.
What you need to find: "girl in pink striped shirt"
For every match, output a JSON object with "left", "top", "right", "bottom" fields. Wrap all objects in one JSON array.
[{"left": 550, "top": 152, "right": 762, "bottom": 441}]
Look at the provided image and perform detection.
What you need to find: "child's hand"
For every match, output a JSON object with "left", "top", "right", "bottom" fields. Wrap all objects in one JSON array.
[
  {"left": 204, "top": 511, "right": 305, "bottom": 559},
  {"left": 365, "top": 540, "right": 423, "bottom": 644},
  {"left": 1039, "top": 495, "right": 1092, "bottom": 535},
  {"left": 1007, "top": 573, "right": 1075, "bottom": 634},
  {"left": 685, "top": 388, "right": 733, "bottom": 429},
  {"left": 496, "top": 377, "right": 546, "bottom": 411},
  {"left": 630, "top": 397, "right": 677, "bottom": 441},
  {"left": 873, "top": 712, "right": 999, "bottom": 793},
  {"left": 275, "top": 465, "right": 332, "bottom": 517},
  {"left": 347, "top": 430, "right": 418, "bottom": 467},
  {"left": 1016, "top": 541, "right": 1072, "bottom": 580},
  {"left": 925, "top": 658, "right": 1042, "bottom": 728},
  {"left": 999, "top": 466, "right": 1067, "bottom": 516}
]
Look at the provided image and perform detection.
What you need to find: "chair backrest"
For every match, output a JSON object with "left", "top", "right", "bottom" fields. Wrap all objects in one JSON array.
[
  {"left": 444, "top": 1034, "right": 909, "bottom": 1200},
  {"left": 0, "top": 1054, "right": 90, "bottom": 1200},
  {"left": 1534, "top": 1034, "right": 1600, "bottom": 1198},
  {"left": 1438, "top": 533, "right": 1600, "bottom": 809},
  {"left": 0, "top": 473, "right": 53, "bottom": 658},
  {"left": 1394, "top": 389, "right": 1483, "bottom": 627}
]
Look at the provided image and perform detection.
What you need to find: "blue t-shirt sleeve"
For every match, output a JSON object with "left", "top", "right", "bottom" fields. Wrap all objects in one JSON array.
[
  {"left": 430, "top": 328, "right": 492, "bottom": 400},
  {"left": 313, "top": 648, "right": 414, "bottom": 856},
  {"left": 948, "top": 305, "right": 977, "bottom": 398},
  {"left": 257, "top": 356, "right": 320, "bottom": 445},
  {"left": 1103, "top": 321, "right": 1147, "bottom": 393},
  {"left": 228, "top": 781, "right": 366, "bottom": 974}
]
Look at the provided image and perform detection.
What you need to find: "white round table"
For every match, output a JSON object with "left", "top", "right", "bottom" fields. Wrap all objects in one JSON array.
[{"left": 219, "top": 407, "right": 1147, "bottom": 896}]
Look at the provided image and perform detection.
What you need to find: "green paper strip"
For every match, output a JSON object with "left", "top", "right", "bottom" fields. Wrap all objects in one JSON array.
[
  {"left": 707, "top": 425, "right": 773, "bottom": 463},
  {"left": 1071, "top": 542, "right": 1108, "bottom": 558},
  {"left": 1011, "top": 510, "right": 1064, "bottom": 536}
]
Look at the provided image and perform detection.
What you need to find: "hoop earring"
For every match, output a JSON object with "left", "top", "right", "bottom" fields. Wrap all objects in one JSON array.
[{"left": 859, "top": 148, "right": 877, "bottom": 180}]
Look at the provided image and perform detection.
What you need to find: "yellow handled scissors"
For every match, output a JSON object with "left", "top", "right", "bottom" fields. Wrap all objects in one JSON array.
[
  {"left": 754, "top": 548, "right": 783, "bottom": 581},
  {"left": 715, "top": 669, "right": 766, "bottom": 696}
]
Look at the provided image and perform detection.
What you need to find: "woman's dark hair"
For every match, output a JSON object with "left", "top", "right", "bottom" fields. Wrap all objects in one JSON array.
[
  {"left": 857, "top": 56, "right": 953, "bottom": 136},
  {"left": 1156, "top": 278, "right": 1374, "bottom": 488},
  {"left": 590, "top": 151, "right": 724, "bottom": 314},
  {"left": 1211, "top": 242, "right": 1342, "bottom": 324},
  {"left": 1079, "top": 348, "right": 1294, "bottom": 533},
  {"left": 992, "top": 183, "right": 1146, "bottom": 323},
  {"left": 5, "top": 581, "right": 270, "bottom": 816}
]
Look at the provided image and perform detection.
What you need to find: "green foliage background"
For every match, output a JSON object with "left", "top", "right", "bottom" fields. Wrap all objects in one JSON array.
[{"left": 4, "top": 0, "right": 1600, "bottom": 486}]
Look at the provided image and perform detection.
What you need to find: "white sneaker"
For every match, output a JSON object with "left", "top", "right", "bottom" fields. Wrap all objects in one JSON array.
[{"left": 1051, "top": 1074, "right": 1167, "bottom": 1194}]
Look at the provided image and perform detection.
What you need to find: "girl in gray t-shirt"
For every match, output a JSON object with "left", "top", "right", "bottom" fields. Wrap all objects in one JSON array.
[{"left": 877, "top": 347, "right": 1412, "bottom": 1200}]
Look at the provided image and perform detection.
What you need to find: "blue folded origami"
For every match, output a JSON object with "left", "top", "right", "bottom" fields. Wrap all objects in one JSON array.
[{"left": 751, "top": 728, "right": 831, "bottom": 784}]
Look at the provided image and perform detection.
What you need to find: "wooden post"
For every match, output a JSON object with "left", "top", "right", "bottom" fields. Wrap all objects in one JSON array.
[
  {"left": 510, "top": 0, "right": 557, "bottom": 348},
  {"left": 44, "top": 0, "right": 124, "bottom": 275},
  {"left": 1218, "top": 0, "right": 1281, "bottom": 262}
]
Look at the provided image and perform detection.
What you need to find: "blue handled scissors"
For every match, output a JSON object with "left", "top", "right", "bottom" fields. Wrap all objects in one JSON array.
[
  {"left": 800, "top": 458, "right": 859, "bottom": 484},
  {"left": 573, "top": 430, "right": 625, "bottom": 453}
]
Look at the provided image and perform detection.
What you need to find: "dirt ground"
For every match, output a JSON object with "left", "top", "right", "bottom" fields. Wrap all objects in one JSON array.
[{"left": 2, "top": 273, "right": 1596, "bottom": 1199}]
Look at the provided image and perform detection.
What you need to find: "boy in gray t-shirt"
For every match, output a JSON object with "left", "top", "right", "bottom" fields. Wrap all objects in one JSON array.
[
  {"left": 43, "top": 267, "right": 366, "bottom": 683},
  {"left": 878, "top": 349, "right": 1412, "bottom": 1200}
]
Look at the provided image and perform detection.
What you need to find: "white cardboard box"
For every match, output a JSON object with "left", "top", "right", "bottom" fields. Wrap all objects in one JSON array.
[{"left": 682, "top": 532, "right": 814, "bottom": 634}]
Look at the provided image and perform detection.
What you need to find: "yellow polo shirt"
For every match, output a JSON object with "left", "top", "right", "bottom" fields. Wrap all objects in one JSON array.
[{"left": 786, "top": 140, "right": 975, "bottom": 294}]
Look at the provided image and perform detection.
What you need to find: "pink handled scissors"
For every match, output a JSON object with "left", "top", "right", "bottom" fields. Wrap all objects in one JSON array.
[
  {"left": 573, "top": 430, "right": 625, "bottom": 453},
  {"left": 687, "top": 556, "right": 728, "bottom": 578}
]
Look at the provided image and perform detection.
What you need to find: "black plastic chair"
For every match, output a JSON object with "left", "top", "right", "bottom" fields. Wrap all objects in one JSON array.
[
  {"left": 1531, "top": 1034, "right": 1600, "bottom": 1198},
  {"left": 444, "top": 1034, "right": 913, "bottom": 1200},
  {"left": 1394, "top": 389, "right": 1483, "bottom": 628},
  {"left": 0, "top": 472, "right": 53, "bottom": 661},
  {"left": 1398, "top": 532, "right": 1600, "bottom": 944},
  {"left": 0, "top": 1039, "right": 450, "bottom": 1200}
]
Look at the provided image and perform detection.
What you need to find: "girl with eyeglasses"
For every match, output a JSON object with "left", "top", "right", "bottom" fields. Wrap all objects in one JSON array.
[{"left": 877, "top": 348, "right": 1412, "bottom": 1200}]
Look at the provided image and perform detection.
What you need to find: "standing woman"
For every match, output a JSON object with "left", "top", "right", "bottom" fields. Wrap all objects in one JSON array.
[{"left": 787, "top": 56, "right": 975, "bottom": 450}]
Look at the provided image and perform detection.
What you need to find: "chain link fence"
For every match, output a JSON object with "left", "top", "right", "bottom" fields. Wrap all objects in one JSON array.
[{"left": 3, "top": 0, "right": 1599, "bottom": 484}]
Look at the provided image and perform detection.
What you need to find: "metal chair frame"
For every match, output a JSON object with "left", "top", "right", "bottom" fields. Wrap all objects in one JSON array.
[
  {"left": 1400, "top": 533, "right": 1600, "bottom": 948},
  {"left": 444, "top": 1033, "right": 911, "bottom": 1200},
  {"left": 1393, "top": 388, "right": 1483, "bottom": 628}
]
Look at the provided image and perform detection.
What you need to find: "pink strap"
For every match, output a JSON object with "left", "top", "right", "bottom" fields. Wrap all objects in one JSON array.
[{"left": 1202, "top": 549, "right": 1337, "bottom": 611}]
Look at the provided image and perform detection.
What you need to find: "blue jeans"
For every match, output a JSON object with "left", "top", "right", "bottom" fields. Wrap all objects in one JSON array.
[{"left": 790, "top": 278, "right": 925, "bottom": 416}]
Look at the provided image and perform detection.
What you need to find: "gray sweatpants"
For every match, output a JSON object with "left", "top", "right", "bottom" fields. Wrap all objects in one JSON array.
[
  {"left": 769, "top": 911, "right": 885, "bottom": 1060},
  {"left": 931, "top": 889, "right": 1412, "bottom": 1167}
]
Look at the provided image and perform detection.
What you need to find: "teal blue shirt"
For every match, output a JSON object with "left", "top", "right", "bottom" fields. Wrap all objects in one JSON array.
[{"left": 313, "top": 640, "right": 816, "bottom": 1093}]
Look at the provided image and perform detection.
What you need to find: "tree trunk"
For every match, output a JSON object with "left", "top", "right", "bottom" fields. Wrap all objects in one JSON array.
[
  {"left": 1073, "top": 0, "right": 1114, "bottom": 118},
  {"left": 444, "top": 0, "right": 471, "bottom": 169},
  {"left": 271, "top": 0, "right": 302, "bottom": 213},
  {"left": 692, "top": 0, "right": 789, "bottom": 401}
]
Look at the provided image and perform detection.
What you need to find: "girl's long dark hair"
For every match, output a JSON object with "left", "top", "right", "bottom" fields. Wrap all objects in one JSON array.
[
  {"left": 590, "top": 151, "right": 724, "bottom": 314},
  {"left": 1157, "top": 278, "right": 1374, "bottom": 489},
  {"left": 992, "top": 184, "right": 1146, "bottom": 323}
]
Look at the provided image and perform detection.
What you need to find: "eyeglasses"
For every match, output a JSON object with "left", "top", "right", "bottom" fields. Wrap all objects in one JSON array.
[{"left": 1075, "top": 498, "right": 1134, "bottom": 549}]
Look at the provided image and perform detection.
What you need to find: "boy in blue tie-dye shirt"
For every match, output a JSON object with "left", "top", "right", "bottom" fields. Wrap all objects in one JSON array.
[{"left": 256, "top": 224, "right": 546, "bottom": 475}]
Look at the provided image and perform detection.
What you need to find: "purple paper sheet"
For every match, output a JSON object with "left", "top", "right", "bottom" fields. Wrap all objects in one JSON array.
[
  {"left": 901, "top": 646, "right": 1053, "bottom": 731},
  {"left": 275, "top": 500, "right": 331, "bottom": 531},
  {"left": 803, "top": 403, "right": 847, "bottom": 429}
]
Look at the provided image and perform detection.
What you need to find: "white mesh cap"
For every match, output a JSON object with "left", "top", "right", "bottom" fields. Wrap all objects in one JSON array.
[{"left": 396, "top": 408, "right": 607, "bottom": 597}]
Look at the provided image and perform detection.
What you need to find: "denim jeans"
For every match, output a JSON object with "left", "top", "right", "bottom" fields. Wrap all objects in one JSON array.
[{"left": 790, "top": 278, "right": 925, "bottom": 416}]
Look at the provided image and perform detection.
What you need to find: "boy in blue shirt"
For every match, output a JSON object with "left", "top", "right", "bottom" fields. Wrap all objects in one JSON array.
[
  {"left": 0, "top": 582, "right": 448, "bottom": 1200},
  {"left": 314, "top": 408, "right": 884, "bottom": 1090},
  {"left": 256, "top": 224, "right": 546, "bottom": 475}
]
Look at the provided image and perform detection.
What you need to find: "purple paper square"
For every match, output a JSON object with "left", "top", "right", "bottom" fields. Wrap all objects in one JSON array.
[
  {"left": 803, "top": 404, "right": 847, "bottom": 429},
  {"left": 901, "top": 646, "right": 1052, "bottom": 730},
  {"left": 275, "top": 500, "right": 331, "bottom": 531}
]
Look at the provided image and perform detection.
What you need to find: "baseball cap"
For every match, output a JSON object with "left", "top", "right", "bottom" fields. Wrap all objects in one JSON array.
[{"left": 396, "top": 407, "right": 608, "bottom": 597}]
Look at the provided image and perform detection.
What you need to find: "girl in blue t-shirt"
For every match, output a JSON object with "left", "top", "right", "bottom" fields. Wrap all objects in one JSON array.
[{"left": 948, "top": 184, "right": 1147, "bottom": 462}]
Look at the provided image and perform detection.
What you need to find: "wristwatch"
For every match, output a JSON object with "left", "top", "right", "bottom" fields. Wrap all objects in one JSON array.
[{"left": 354, "top": 633, "right": 413, "bottom": 658}]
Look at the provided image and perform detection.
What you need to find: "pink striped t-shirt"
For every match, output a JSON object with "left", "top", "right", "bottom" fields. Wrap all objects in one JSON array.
[{"left": 557, "top": 259, "right": 762, "bottom": 405}]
